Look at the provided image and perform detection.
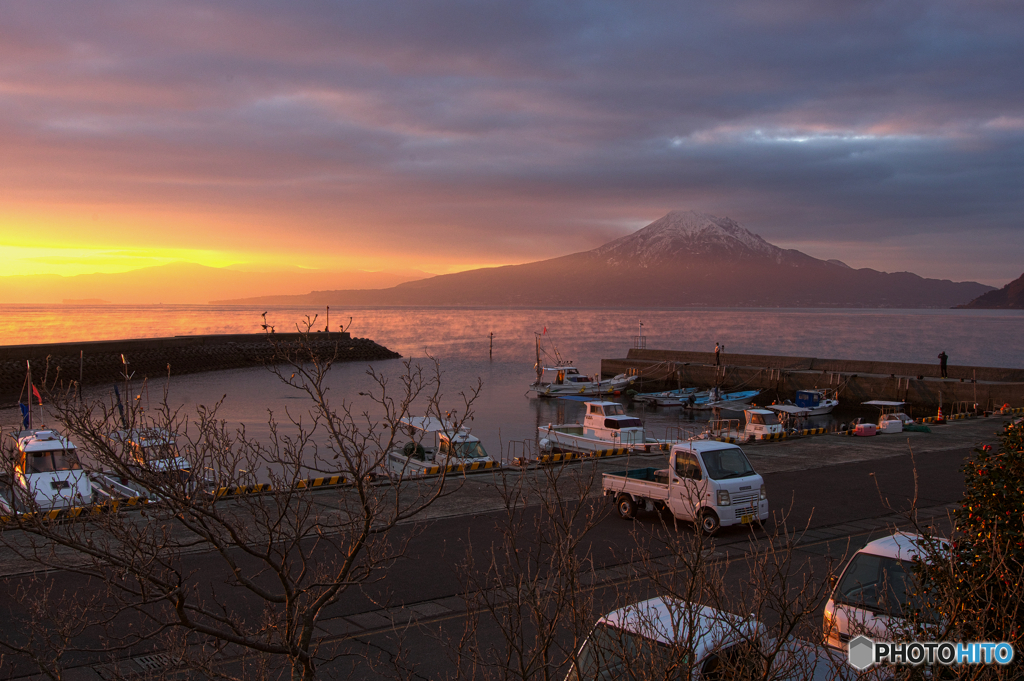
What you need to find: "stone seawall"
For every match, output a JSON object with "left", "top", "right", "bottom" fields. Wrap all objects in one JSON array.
[
  {"left": 1, "top": 333, "right": 401, "bottom": 405},
  {"left": 602, "top": 349, "right": 1024, "bottom": 413}
]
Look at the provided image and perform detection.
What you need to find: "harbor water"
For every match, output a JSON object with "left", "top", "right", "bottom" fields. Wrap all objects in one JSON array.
[{"left": 1, "top": 305, "right": 1022, "bottom": 464}]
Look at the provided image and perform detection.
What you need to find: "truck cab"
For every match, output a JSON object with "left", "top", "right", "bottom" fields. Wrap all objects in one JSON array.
[{"left": 582, "top": 401, "right": 646, "bottom": 447}]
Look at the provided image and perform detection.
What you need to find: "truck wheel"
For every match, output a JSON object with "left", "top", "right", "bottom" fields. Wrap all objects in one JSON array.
[
  {"left": 698, "top": 510, "right": 721, "bottom": 535},
  {"left": 616, "top": 495, "right": 637, "bottom": 520}
]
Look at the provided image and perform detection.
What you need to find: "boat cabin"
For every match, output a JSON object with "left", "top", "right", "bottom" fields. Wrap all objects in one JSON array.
[
  {"left": 795, "top": 390, "right": 827, "bottom": 409},
  {"left": 743, "top": 409, "right": 784, "bottom": 437},
  {"left": 389, "top": 416, "right": 494, "bottom": 474},
  {"left": 111, "top": 428, "right": 191, "bottom": 473},
  {"left": 582, "top": 402, "right": 645, "bottom": 444},
  {"left": 537, "top": 366, "right": 590, "bottom": 385},
  {"left": 12, "top": 429, "right": 93, "bottom": 510}
]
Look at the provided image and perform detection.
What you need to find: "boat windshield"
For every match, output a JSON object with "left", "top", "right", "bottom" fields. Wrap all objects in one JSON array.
[
  {"left": 25, "top": 449, "right": 83, "bottom": 474},
  {"left": 699, "top": 448, "right": 755, "bottom": 481},
  {"left": 834, "top": 553, "right": 919, "bottom": 616},
  {"left": 443, "top": 440, "right": 488, "bottom": 459},
  {"left": 603, "top": 404, "right": 625, "bottom": 416},
  {"left": 568, "top": 624, "right": 681, "bottom": 680},
  {"left": 141, "top": 443, "right": 178, "bottom": 463},
  {"left": 749, "top": 412, "right": 780, "bottom": 426}
]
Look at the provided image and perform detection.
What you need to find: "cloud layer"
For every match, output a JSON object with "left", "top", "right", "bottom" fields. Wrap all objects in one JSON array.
[{"left": 2, "top": 0, "right": 1022, "bottom": 283}]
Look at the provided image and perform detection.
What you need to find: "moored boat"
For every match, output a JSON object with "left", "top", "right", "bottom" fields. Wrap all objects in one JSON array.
[
  {"left": 387, "top": 417, "right": 499, "bottom": 477},
  {"left": 538, "top": 401, "right": 687, "bottom": 454},
  {"left": 1, "top": 428, "right": 95, "bottom": 515}
]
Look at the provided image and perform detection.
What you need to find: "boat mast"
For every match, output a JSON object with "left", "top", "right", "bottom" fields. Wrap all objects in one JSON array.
[
  {"left": 26, "top": 360, "right": 32, "bottom": 429},
  {"left": 535, "top": 333, "right": 542, "bottom": 382}
]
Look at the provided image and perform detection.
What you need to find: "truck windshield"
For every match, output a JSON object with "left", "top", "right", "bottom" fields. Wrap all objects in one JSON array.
[
  {"left": 699, "top": 448, "right": 755, "bottom": 480},
  {"left": 834, "top": 553, "right": 917, "bottom": 615},
  {"left": 569, "top": 624, "right": 683, "bottom": 680}
]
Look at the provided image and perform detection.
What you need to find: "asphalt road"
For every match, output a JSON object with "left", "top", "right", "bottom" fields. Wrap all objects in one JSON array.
[{"left": 0, "top": 438, "right": 978, "bottom": 679}]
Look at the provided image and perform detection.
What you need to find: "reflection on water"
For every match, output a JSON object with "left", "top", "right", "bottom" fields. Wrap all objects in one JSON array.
[{"left": 1, "top": 305, "right": 1022, "bottom": 467}]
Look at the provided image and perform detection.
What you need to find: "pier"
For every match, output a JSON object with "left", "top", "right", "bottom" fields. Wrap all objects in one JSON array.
[
  {"left": 0, "top": 332, "right": 401, "bottom": 406},
  {"left": 602, "top": 349, "right": 1024, "bottom": 413}
]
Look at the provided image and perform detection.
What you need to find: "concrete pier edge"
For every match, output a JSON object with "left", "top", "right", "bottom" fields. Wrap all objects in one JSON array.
[
  {"left": 603, "top": 348, "right": 1024, "bottom": 411},
  {"left": 0, "top": 332, "right": 402, "bottom": 406}
]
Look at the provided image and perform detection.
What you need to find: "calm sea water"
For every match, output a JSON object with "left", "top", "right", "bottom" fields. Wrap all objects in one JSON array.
[{"left": 2, "top": 305, "right": 1022, "bottom": 463}]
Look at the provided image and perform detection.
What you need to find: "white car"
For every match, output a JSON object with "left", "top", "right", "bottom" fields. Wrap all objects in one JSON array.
[
  {"left": 568, "top": 597, "right": 846, "bottom": 680},
  {"left": 824, "top": 532, "right": 948, "bottom": 650}
]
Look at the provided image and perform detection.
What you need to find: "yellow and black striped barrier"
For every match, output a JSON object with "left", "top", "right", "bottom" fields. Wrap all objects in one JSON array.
[
  {"left": 214, "top": 483, "right": 272, "bottom": 499},
  {"left": 419, "top": 461, "right": 502, "bottom": 475},
  {"left": 536, "top": 452, "right": 582, "bottom": 465},
  {"left": 589, "top": 448, "right": 632, "bottom": 458},
  {"left": 1, "top": 496, "right": 149, "bottom": 524},
  {"left": 799, "top": 427, "right": 827, "bottom": 436},
  {"left": 708, "top": 436, "right": 738, "bottom": 443},
  {"left": 759, "top": 432, "right": 788, "bottom": 441},
  {"left": 295, "top": 475, "right": 348, "bottom": 489}
]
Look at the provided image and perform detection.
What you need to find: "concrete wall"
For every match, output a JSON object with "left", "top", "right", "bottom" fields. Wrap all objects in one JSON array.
[
  {"left": 602, "top": 349, "right": 1024, "bottom": 412},
  {"left": 1, "top": 332, "right": 401, "bottom": 405}
]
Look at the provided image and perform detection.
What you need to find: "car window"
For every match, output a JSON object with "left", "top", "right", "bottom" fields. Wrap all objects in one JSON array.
[
  {"left": 834, "top": 552, "right": 915, "bottom": 615},
  {"left": 674, "top": 453, "right": 702, "bottom": 480}
]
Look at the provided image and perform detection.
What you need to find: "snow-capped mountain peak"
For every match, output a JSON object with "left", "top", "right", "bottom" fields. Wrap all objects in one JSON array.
[{"left": 592, "top": 210, "right": 786, "bottom": 266}]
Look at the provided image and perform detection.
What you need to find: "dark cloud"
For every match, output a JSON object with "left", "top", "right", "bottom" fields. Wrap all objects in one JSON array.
[{"left": 1, "top": 0, "right": 1022, "bottom": 282}]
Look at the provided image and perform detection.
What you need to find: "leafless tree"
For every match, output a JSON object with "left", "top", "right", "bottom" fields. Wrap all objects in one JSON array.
[{"left": 0, "top": 325, "right": 481, "bottom": 680}]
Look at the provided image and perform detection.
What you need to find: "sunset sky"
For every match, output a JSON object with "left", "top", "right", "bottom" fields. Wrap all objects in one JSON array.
[{"left": 2, "top": 1, "right": 1022, "bottom": 287}]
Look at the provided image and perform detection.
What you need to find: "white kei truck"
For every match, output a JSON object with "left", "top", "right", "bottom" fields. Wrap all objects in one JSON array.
[{"left": 602, "top": 440, "right": 768, "bottom": 534}]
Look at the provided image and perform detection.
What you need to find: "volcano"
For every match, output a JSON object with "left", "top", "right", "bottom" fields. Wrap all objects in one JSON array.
[{"left": 216, "top": 211, "right": 992, "bottom": 308}]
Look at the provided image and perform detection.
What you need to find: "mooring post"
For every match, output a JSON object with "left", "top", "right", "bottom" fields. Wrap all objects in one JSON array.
[{"left": 489, "top": 332, "right": 493, "bottom": 360}]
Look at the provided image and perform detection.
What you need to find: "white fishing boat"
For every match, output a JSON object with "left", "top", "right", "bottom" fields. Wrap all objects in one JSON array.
[
  {"left": 705, "top": 408, "right": 787, "bottom": 442},
  {"left": 387, "top": 417, "right": 499, "bottom": 477},
  {"left": 863, "top": 400, "right": 914, "bottom": 434},
  {"left": 684, "top": 387, "right": 760, "bottom": 411},
  {"left": 91, "top": 427, "right": 211, "bottom": 499},
  {"left": 528, "top": 335, "right": 636, "bottom": 398},
  {"left": 1, "top": 429, "right": 96, "bottom": 515},
  {"left": 538, "top": 401, "right": 682, "bottom": 454}
]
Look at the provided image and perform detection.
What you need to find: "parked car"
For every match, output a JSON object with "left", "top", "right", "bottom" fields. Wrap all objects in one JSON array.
[
  {"left": 567, "top": 596, "right": 847, "bottom": 680},
  {"left": 824, "top": 532, "right": 948, "bottom": 650}
]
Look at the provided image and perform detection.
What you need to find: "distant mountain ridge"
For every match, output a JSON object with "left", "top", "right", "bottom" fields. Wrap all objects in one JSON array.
[
  {"left": 216, "top": 210, "right": 993, "bottom": 308},
  {"left": 0, "top": 263, "right": 431, "bottom": 305},
  {"left": 957, "top": 271, "right": 1024, "bottom": 309}
]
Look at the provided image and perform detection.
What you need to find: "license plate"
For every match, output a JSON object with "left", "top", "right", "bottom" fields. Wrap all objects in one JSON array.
[{"left": 741, "top": 514, "right": 753, "bottom": 524}]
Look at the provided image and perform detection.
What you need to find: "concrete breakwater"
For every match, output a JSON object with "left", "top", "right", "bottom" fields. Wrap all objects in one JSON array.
[
  {"left": 0, "top": 333, "right": 401, "bottom": 405},
  {"left": 602, "top": 349, "right": 1024, "bottom": 413}
]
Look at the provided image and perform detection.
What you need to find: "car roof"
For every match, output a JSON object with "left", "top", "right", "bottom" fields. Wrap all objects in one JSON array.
[
  {"left": 598, "top": 597, "right": 759, "bottom": 647},
  {"left": 674, "top": 440, "right": 743, "bottom": 454},
  {"left": 858, "top": 532, "right": 948, "bottom": 561}
]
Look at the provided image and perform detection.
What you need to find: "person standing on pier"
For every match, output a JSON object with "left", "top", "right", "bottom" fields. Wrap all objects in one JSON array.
[
  {"left": 938, "top": 350, "right": 949, "bottom": 378},
  {"left": 714, "top": 342, "right": 721, "bottom": 366}
]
